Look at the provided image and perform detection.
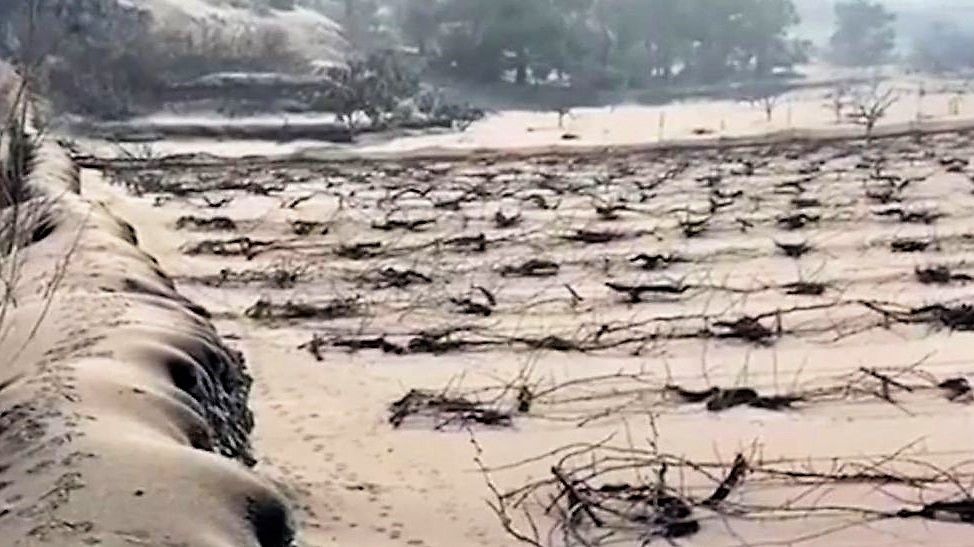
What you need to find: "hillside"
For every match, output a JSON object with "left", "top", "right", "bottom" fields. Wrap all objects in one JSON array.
[{"left": 139, "top": 0, "right": 347, "bottom": 63}]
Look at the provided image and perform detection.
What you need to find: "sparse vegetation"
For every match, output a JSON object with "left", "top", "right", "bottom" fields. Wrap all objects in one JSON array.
[
  {"left": 0, "top": 66, "right": 32, "bottom": 337},
  {"left": 310, "top": 51, "right": 483, "bottom": 131}
]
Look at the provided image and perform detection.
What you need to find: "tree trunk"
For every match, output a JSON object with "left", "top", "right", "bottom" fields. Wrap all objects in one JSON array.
[
  {"left": 645, "top": 40, "right": 656, "bottom": 80},
  {"left": 660, "top": 46, "right": 673, "bottom": 81},
  {"left": 754, "top": 45, "right": 770, "bottom": 78},
  {"left": 515, "top": 63, "right": 527, "bottom": 85},
  {"left": 599, "top": 25, "right": 612, "bottom": 69},
  {"left": 345, "top": 0, "right": 359, "bottom": 47},
  {"left": 515, "top": 48, "right": 528, "bottom": 85}
]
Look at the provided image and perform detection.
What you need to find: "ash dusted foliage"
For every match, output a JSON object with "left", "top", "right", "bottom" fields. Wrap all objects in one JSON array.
[
  {"left": 364, "top": 0, "right": 811, "bottom": 89},
  {"left": 311, "top": 50, "right": 484, "bottom": 131},
  {"left": 1, "top": 0, "right": 304, "bottom": 119}
]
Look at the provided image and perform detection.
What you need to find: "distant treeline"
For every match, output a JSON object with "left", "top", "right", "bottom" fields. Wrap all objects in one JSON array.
[
  {"left": 351, "top": 0, "right": 813, "bottom": 89},
  {"left": 345, "top": 0, "right": 974, "bottom": 84},
  {"left": 1, "top": 0, "right": 971, "bottom": 121}
]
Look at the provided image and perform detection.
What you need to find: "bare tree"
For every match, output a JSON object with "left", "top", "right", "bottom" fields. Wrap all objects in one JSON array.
[
  {"left": 915, "top": 82, "right": 927, "bottom": 121},
  {"left": 555, "top": 106, "right": 572, "bottom": 129},
  {"left": 850, "top": 83, "right": 899, "bottom": 137},
  {"left": 948, "top": 82, "right": 969, "bottom": 116},
  {"left": 825, "top": 83, "right": 850, "bottom": 124},
  {"left": 746, "top": 87, "right": 785, "bottom": 122}
]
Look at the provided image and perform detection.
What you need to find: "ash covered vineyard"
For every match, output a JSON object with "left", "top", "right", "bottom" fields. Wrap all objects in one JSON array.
[{"left": 107, "top": 128, "right": 974, "bottom": 546}]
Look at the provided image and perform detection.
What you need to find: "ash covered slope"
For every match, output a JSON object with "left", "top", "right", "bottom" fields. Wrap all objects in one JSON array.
[
  {"left": 0, "top": 74, "right": 291, "bottom": 545},
  {"left": 140, "top": 0, "right": 347, "bottom": 63}
]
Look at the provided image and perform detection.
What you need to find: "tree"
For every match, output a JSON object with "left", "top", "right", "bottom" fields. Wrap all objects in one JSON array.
[
  {"left": 849, "top": 83, "right": 898, "bottom": 137},
  {"left": 738, "top": 0, "right": 807, "bottom": 76},
  {"left": 589, "top": 0, "right": 805, "bottom": 86},
  {"left": 395, "top": 0, "right": 440, "bottom": 56},
  {"left": 829, "top": 0, "right": 896, "bottom": 67},
  {"left": 399, "top": 0, "right": 807, "bottom": 88},
  {"left": 342, "top": 0, "right": 385, "bottom": 50},
  {"left": 825, "top": 83, "right": 851, "bottom": 124},
  {"left": 588, "top": 0, "right": 680, "bottom": 85},
  {"left": 744, "top": 84, "right": 787, "bottom": 122},
  {"left": 0, "top": 0, "right": 160, "bottom": 118},
  {"left": 435, "top": 0, "right": 567, "bottom": 84},
  {"left": 316, "top": 52, "right": 420, "bottom": 131},
  {"left": 911, "top": 21, "right": 974, "bottom": 74}
]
